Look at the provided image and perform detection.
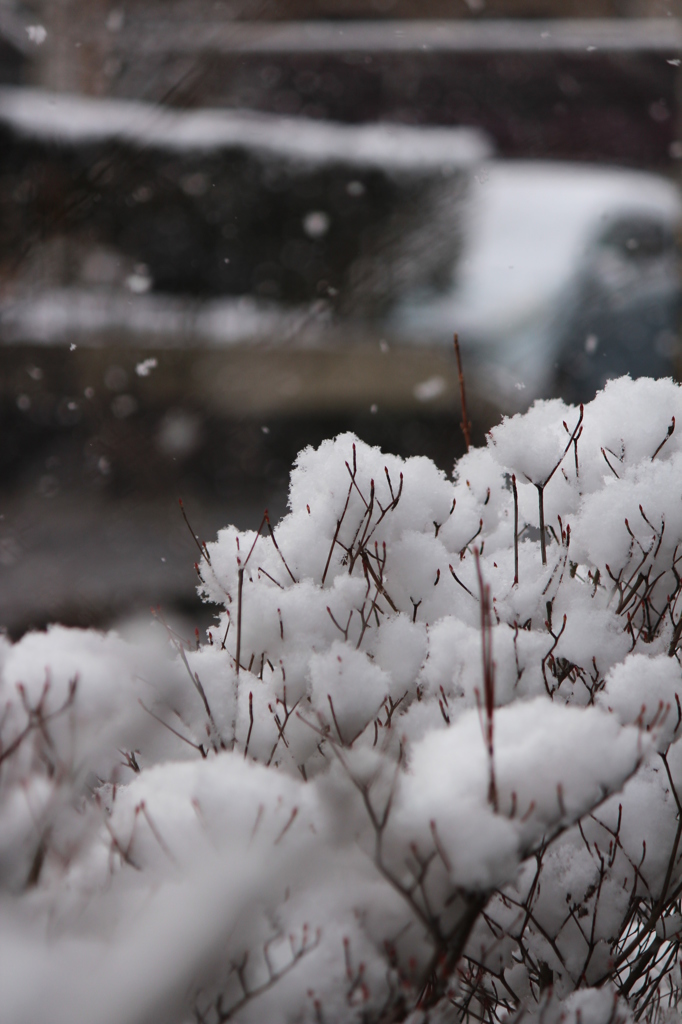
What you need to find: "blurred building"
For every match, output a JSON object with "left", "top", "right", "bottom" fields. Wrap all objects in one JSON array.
[
  {"left": 1, "top": 0, "right": 681, "bottom": 636},
  {"left": 8, "top": 0, "right": 676, "bottom": 170}
]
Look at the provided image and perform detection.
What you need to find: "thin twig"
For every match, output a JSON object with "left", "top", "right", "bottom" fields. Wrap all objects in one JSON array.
[
  {"left": 454, "top": 333, "right": 471, "bottom": 451},
  {"left": 512, "top": 474, "right": 519, "bottom": 586},
  {"left": 179, "top": 498, "right": 210, "bottom": 564},
  {"left": 236, "top": 566, "right": 244, "bottom": 675}
]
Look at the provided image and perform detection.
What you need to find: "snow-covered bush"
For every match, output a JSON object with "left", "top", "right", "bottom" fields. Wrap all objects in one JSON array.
[{"left": 3, "top": 376, "right": 682, "bottom": 1023}]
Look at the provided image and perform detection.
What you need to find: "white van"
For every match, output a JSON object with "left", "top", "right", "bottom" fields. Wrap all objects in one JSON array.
[{"left": 389, "top": 161, "right": 682, "bottom": 405}]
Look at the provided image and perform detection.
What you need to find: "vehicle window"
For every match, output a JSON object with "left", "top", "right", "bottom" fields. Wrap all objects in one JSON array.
[{"left": 599, "top": 217, "right": 678, "bottom": 260}]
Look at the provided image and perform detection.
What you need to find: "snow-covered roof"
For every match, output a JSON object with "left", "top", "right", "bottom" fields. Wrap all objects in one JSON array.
[{"left": 0, "top": 87, "right": 491, "bottom": 170}]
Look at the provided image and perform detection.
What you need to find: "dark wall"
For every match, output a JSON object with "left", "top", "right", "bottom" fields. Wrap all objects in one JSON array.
[
  {"left": 173, "top": 48, "right": 678, "bottom": 168},
  {"left": 0, "top": 129, "right": 468, "bottom": 307},
  {"left": 102, "top": 20, "right": 682, "bottom": 171},
  {"left": 0, "top": 39, "right": 26, "bottom": 86}
]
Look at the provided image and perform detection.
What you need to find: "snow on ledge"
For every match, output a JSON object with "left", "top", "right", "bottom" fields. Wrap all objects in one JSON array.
[
  {"left": 0, "top": 87, "right": 491, "bottom": 171},
  {"left": 0, "top": 288, "right": 313, "bottom": 349}
]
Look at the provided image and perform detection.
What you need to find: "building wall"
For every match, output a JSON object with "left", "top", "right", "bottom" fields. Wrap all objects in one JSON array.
[{"left": 23, "top": 0, "right": 682, "bottom": 171}]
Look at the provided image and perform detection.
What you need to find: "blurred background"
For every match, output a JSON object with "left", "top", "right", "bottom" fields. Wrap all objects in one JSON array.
[{"left": 0, "top": 0, "right": 681, "bottom": 637}]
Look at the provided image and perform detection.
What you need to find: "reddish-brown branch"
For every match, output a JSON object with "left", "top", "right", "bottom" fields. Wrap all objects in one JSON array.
[
  {"left": 474, "top": 548, "right": 497, "bottom": 813},
  {"left": 454, "top": 333, "right": 471, "bottom": 452}
]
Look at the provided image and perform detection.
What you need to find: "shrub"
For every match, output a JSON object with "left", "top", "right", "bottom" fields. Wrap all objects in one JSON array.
[{"left": 2, "top": 376, "right": 682, "bottom": 1023}]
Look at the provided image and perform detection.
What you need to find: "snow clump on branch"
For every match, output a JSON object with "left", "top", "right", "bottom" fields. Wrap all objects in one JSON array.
[{"left": 2, "top": 375, "right": 682, "bottom": 1023}]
